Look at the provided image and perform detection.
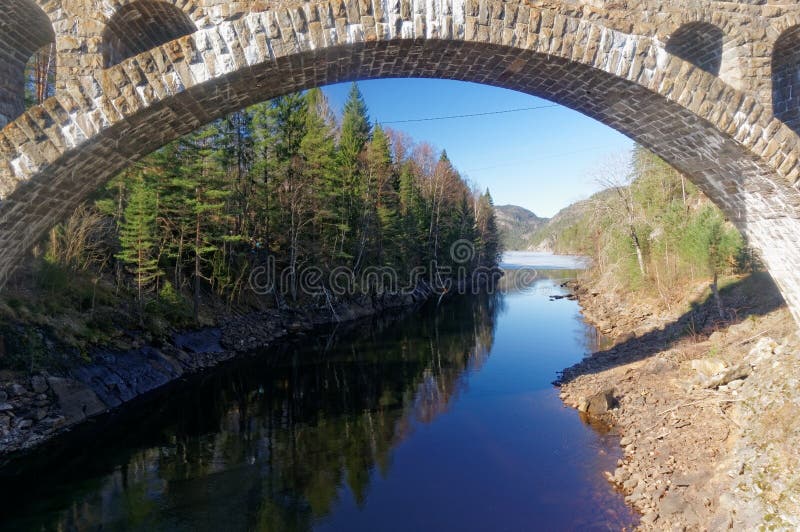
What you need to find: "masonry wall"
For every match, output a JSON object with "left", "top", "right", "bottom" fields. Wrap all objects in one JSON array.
[{"left": 2, "top": 0, "right": 800, "bottom": 322}]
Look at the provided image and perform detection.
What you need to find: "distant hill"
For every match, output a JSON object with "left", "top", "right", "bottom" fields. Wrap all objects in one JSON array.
[
  {"left": 528, "top": 189, "right": 617, "bottom": 253},
  {"left": 494, "top": 205, "right": 548, "bottom": 251}
]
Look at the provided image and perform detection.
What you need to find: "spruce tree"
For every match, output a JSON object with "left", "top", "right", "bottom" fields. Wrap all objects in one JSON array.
[
  {"left": 337, "top": 83, "right": 372, "bottom": 262},
  {"left": 116, "top": 175, "right": 161, "bottom": 321},
  {"left": 367, "top": 125, "right": 400, "bottom": 266},
  {"left": 301, "top": 89, "right": 338, "bottom": 266}
]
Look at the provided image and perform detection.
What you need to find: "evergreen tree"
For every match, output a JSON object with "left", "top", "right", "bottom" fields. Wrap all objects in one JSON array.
[
  {"left": 116, "top": 175, "right": 161, "bottom": 321},
  {"left": 337, "top": 83, "right": 372, "bottom": 262},
  {"left": 301, "top": 89, "right": 339, "bottom": 266},
  {"left": 475, "top": 188, "right": 501, "bottom": 268},
  {"left": 79, "top": 87, "right": 503, "bottom": 328},
  {"left": 370, "top": 125, "right": 401, "bottom": 266},
  {"left": 177, "top": 125, "right": 231, "bottom": 321}
]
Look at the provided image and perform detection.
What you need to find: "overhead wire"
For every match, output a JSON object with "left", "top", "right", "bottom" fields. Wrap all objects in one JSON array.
[{"left": 379, "top": 104, "right": 559, "bottom": 124}]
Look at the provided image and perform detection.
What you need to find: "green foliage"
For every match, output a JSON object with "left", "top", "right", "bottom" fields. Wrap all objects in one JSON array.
[
  {"left": 0, "top": 82, "right": 503, "bottom": 371},
  {"left": 531, "top": 145, "right": 750, "bottom": 296},
  {"left": 116, "top": 174, "right": 161, "bottom": 310}
]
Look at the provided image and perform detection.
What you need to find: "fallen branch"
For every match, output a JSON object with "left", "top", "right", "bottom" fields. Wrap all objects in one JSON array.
[{"left": 657, "top": 397, "right": 743, "bottom": 417}]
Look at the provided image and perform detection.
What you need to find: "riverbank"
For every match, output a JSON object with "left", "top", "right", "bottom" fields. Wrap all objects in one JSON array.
[
  {"left": 558, "top": 272, "right": 800, "bottom": 529},
  {"left": 0, "top": 286, "right": 433, "bottom": 465}
]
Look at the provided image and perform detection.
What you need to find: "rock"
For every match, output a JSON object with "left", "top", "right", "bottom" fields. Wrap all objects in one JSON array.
[
  {"left": 640, "top": 511, "right": 658, "bottom": 525},
  {"left": 587, "top": 388, "right": 617, "bottom": 415},
  {"left": 673, "top": 470, "right": 710, "bottom": 488},
  {"left": 746, "top": 337, "right": 777, "bottom": 367},
  {"left": 703, "top": 363, "right": 751, "bottom": 389},
  {"left": 660, "top": 491, "right": 687, "bottom": 516},
  {"left": 0, "top": 390, "right": 7, "bottom": 402},
  {"left": 727, "top": 378, "right": 745, "bottom": 390},
  {"left": 16, "top": 419, "right": 33, "bottom": 430},
  {"left": 30, "top": 375, "right": 48, "bottom": 394},
  {"left": 173, "top": 328, "right": 223, "bottom": 354},
  {"left": 614, "top": 465, "right": 631, "bottom": 483},
  {"left": 623, "top": 475, "right": 640, "bottom": 491},
  {"left": 691, "top": 358, "right": 727, "bottom": 378},
  {"left": 10, "top": 383, "right": 26, "bottom": 396},
  {"left": 644, "top": 357, "right": 677, "bottom": 375},
  {"left": 0, "top": 402, "right": 12, "bottom": 412},
  {"left": 47, "top": 376, "right": 107, "bottom": 424},
  {"left": 577, "top": 397, "right": 589, "bottom": 413}
]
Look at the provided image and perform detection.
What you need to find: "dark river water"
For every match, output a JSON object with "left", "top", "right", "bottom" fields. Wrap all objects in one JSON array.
[{"left": 0, "top": 253, "right": 637, "bottom": 531}]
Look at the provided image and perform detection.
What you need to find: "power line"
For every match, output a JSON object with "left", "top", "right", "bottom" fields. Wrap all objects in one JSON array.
[
  {"left": 464, "top": 145, "right": 623, "bottom": 174},
  {"left": 379, "top": 104, "right": 559, "bottom": 124}
]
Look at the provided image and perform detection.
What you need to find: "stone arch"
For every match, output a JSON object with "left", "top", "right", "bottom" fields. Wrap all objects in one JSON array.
[
  {"left": 2, "top": 4, "right": 800, "bottom": 322},
  {"left": 0, "top": 0, "right": 55, "bottom": 127},
  {"left": 772, "top": 25, "right": 800, "bottom": 135},
  {"left": 665, "top": 22, "right": 724, "bottom": 76},
  {"left": 102, "top": 0, "right": 197, "bottom": 68}
]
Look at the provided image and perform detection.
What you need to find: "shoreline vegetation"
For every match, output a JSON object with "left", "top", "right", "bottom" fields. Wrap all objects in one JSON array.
[
  {"left": 538, "top": 146, "right": 799, "bottom": 528},
  {"left": 0, "top": 83, "right": 502, "bottom": 458},
  {"left": 0, "top": 82, "right": 501, "bottom": 374}
]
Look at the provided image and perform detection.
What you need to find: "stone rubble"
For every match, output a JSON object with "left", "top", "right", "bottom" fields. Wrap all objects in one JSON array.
[{"left": 559, "top": 276, "right": 800, "bottom": 530}]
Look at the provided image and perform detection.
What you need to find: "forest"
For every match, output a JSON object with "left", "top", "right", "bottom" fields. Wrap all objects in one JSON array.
[
  {"left": 531, "top": 145, "right": 751, "bottom": 309},
  {"left": 0, "top": 83, "right": 501, "bottom": 368}
]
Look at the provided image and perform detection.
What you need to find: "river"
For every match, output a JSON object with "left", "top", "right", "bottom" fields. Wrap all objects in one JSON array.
[{"left": 0, "top": 252, "right": 637, "bottom": 530}]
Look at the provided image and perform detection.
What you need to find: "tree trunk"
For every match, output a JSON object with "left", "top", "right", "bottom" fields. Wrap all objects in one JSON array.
[
  {"left": 629, "top": 225, "right": 646, "bottom": 277},
  {"left": 194, "top": 188, "right": 201, "bottom": 324}
]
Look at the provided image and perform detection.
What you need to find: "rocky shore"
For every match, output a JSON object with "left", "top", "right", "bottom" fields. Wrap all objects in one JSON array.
[
  {"left": 0, "top": 287, "right": 431, "bottom": 466},
  {"left": 558, "top": 272, "right": 800, "bottom": 530}
]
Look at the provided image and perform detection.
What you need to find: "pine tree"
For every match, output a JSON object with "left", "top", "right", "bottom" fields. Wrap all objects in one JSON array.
[
  {"left": 301, "top": 89, "right": 339, "bottom": 266},
  {"left": 368, "top": 125, "right": 400, "bottom": 266},
  {"left": 475, "top": 188, "right": 501, "bottom": 268},
  {"left": 116, "top": 175, "right": 161, "bottom": 321},
  {"left": 337, "top": 83, "right": 372, "bottom": 263},
  {"left": 176, "top": 125, "right": 231, "bottom": 321},
  {"left": 339, "top": 83, "right": 371, "bottom": 164}
]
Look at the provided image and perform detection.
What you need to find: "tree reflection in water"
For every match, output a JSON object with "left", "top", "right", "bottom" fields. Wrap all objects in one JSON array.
[{"left": 1, "top": 294, "right": 501, "bottom": 531}]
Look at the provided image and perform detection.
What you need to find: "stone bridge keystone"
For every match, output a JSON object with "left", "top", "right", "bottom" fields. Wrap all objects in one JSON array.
[{"left": 3, "top": 0, "right": 800, "bottom": 322}]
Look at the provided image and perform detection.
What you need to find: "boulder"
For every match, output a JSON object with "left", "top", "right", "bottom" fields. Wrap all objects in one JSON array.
[
  {"left": 46, "top": 376, "right": 107, "bottom": 425},
  {"left": 690, "top": 358, "right": 727, "bottom": 378},
  {"left": 660, "top": 491, "right": 687, "bottom": 516},
  {"left": 30, "top": 375, "right": 48, "bottom": 394},
  {"left": 586, "top": 388, "right": 617, "bottom": 415}
]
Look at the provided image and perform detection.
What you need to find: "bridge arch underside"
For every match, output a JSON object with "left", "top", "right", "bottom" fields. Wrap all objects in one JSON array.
[{"left": 2, "top": 39, "right": 800, "bottom": 320}]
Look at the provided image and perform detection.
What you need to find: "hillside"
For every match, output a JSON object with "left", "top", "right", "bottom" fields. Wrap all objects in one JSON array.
[
  {"left": 528, "top": 189, "right": 616, "bottom": 253},
  {"left": 494, "top": 204, "right": 548, "bottom": 250}
]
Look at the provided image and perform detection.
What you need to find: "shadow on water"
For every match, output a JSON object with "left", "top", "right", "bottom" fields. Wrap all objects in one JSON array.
[
  {"left": 557, "top": 271, "right": 786, "bottom": 385},
  {"left": 0, "top": 294, "right": 502, "bottom": 530}
]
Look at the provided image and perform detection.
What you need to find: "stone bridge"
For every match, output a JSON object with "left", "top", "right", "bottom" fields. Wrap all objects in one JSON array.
[{"left": 2, "top": 0, "right": 800, "bottom": 321}]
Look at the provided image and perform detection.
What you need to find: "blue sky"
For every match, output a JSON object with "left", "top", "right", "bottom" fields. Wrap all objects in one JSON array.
[{"left": 323, "top": 79, "right": 633, "bottom": 218}]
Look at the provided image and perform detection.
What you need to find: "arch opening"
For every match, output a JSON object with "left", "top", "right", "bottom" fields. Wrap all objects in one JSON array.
[
  {"left": 2, "top": 34, "right": 800, "bottom": 322},
  {"left": 102, "top": 1, "right": 196, "bottom": 68},
  {"left": 0, "top": 0, "right": 55, "bottom": 127},
  {"left": 772, "top": 26, "right": 800, "bottom": 135},
  {"left": 665, "top": 22, "right": 724, "bottom": 77},
  {"left": 24, "top": 44, "right": 56, "bottom": 109}
]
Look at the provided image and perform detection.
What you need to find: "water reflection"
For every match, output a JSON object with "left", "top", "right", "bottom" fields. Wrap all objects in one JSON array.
[
  {"left": 0, "top": 265, "right": 636, "bottom": 530},
  {"left": 1, "top": 295, "right": 502, "bottom": 531}
]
